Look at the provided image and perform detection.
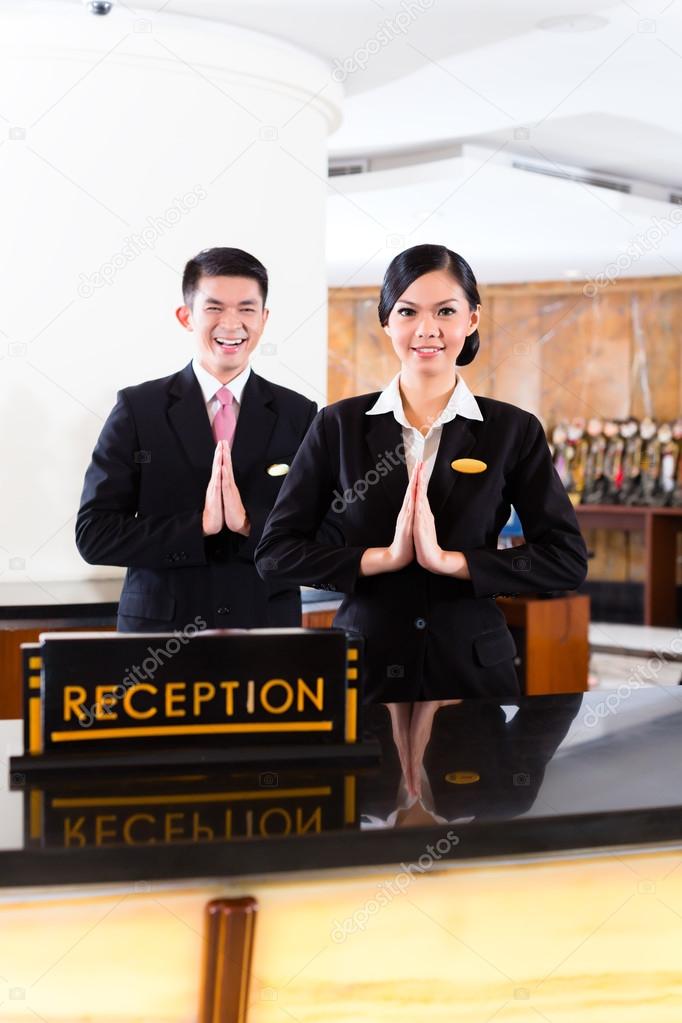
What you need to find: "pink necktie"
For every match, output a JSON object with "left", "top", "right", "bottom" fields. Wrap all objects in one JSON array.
[{"left": 212, "top": 386, "right": 236, "bottom": 446}]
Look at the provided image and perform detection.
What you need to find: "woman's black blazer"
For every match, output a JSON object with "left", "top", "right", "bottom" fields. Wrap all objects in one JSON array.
[{"left": 255, "top": 392, "right": 588, "bottom": 701}]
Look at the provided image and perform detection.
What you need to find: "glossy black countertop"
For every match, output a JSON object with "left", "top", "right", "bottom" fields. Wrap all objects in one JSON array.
[
  {"left": 1, "top": 687, "right": 681, "bottom": 889},
  {"left": 0, "top": 580, "right": 339, "bottom": 625}
]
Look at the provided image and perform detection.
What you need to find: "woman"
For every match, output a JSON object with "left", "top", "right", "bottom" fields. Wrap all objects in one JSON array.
[{"left": 255, "top": 244, "right": 588, "bottom": 701}]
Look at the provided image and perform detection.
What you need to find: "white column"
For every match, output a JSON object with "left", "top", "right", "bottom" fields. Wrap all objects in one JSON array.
[{"left": 0, "top": 2, "right": 342, "bottom": 583}]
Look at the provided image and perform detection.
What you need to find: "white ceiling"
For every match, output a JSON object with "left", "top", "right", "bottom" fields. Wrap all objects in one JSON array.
[
  {"left": 14, "top": 0, "right": 682, "bottom": 283},
  {"left": 40, "top": 0, "right": 614, "bottom": 94},
  {"left": 326, "top": 148, "right": 682, "bottom": 286},
  {"left": 319, "top": 0, "right": 682, "bottom": 283}
]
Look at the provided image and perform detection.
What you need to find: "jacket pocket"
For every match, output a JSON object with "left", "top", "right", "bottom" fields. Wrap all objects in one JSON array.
[
  {"left": 472, "top": 625, "right": 517, "bottom": 667},
  {"left": 118, "top": 590, "right": 176, "bottom": 621}
]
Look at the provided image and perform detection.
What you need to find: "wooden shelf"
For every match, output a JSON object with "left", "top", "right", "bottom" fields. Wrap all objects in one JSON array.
[{"left": 575, "top": 505, "right": 682, "bottom": 627}]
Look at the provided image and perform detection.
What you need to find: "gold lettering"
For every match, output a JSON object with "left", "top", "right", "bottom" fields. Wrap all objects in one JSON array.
[
  {"left": 192, "top": 812, "right": 215, "bottom": 841},
  {"left": 259, "top": 807, "right": 292, "bottom": 836},
  {"left": 220, "top": 681, "right": 240, "bottom": 715},
  {"left": 224, "top": 809, "right": 233, "bottom": 839},
  {"left": 64, "top": 816, "right": 86, "bottom": 847},
  {"left": 165, "top": 682, "right": 187, "bottom": 718},
  {"left": 296, "top": 676, "right": 324, "bottom": 712},
  {"left": 164, "top": 812, "right": 186, "bottom": 842},
  {"left": 261, "top": 679, "right": 293, "bottom": 715},
  {"left": 122, "top": 813, "right": 156, "bottom": 845},
  {"left": 296, "top": 807, "right": 322, "bottom": 834},
  {"left": 193, "top": 681, "right": 215, "bottom": 716},
  {"left": 123, "top": 683, "right": 157, "bottom": 720},
  {"left": 94, "top": 684, "right": 118, "bottom": 721},
  {"left": 95, "top": 814, "right": 117, "bottom": 846},
  {"left": 63, "top": 686, "right": 87, "bottom": 723}
]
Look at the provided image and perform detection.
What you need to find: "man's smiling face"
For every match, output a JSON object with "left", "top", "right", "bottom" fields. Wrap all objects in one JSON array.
[{"left": 176, "top": 274, "right": 269, "bottom": 383}]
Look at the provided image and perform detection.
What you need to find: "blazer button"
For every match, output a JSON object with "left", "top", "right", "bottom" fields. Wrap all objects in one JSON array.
[
  {"left": 217, "top": 607, "right": 231, "bottom": 616},
  {"left": 414, "top": 617, "right": 427, "bottom": 630}
]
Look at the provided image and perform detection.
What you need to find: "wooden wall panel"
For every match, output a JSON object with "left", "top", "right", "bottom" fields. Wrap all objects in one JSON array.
[
  {"left": 353, "top": 294, "right": 400, "bottom": 396},
  {"left": 635, "top": 287, "right": 681, "bottom": 421},
  {"left": 466, "top": 284, "right": 497, "bottom": 397},
  {"left": 330, "top": 275, "right": 682, "bottom": 423},
  {"left": 534, "top": 292, "right": 594, "bottom": 422},
  {"left": 486, "top": 296, "right": 542, "bottom": 416},
  {"left": 327, "top": 298, "right": 357, "bottom": 403},
  {"left": 581, "top": 290, "right": 631, "bottom": 421}
]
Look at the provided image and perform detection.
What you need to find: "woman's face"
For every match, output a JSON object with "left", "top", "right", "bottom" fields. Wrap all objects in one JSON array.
[{"left": 383, "top": 270, "right": 480, "bottom": 374}]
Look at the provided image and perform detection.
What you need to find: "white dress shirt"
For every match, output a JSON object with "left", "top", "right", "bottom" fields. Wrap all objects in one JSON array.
[
  {"left": 191, "top": 357, "right": 252, "bottom": 430},
  {"left": 365, "top": 372, "right": 484, "bottom": 485}
]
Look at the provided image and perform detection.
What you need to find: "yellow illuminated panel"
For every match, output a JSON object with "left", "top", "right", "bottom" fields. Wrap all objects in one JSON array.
[
  {"left": 345, "top": 689, "right": 357, "bottom": 743},
  {"left": 29, "top": 790, "right": 43, "bottom": 840},
  {"left": 2, "top": 850, "right": 682, "bottom": 1019},
  {"left": 28, "top": 697, "right": 43, "bottom": 754},
  {"left": 344, "top": 775, "right": 356, "bottom": 823}
]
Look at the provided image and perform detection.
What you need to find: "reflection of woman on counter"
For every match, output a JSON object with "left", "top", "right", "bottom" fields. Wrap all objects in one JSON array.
[
  {"left": 256, "top": 244, "right": 588, "bottom": 701},
  {"left": 361, "top": 697, "right": 583, "bottom": 829}
]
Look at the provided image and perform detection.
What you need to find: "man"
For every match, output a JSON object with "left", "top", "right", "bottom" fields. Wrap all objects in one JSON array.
[{"left": 76, "top": 247, "right": 317, "bottom": 631}]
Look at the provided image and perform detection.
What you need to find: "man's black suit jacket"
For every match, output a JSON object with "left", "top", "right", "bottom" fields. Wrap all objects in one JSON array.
[
  {"left": 76, "top": 362, "right": 317, "bottom": 632},
  {"left": 255, "top": 394, "right": 589, "bottom": 701}
]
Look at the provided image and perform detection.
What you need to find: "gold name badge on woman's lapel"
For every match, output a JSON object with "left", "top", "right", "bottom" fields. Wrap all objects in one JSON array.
[
  {"left": 451, "top": 458, "right": 487, "bottom": 474},
  {"left": 267, "top": 462, "right": 290, "bottom": 477}
]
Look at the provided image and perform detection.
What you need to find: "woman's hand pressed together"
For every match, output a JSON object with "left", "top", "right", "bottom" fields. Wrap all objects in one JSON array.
[
  {"left": 359, "top": 462, "right": 471, "bottom": 579},
  {"left": 359, "top": 460, "right": 417, "bottom": 576},
  {"left": 413, "top": 461, "right": 469, "bottom": 577}
]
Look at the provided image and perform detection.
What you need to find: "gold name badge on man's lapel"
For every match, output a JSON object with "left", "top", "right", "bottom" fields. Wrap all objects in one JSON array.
[
  {"left": 267, "top": 462, "right": 290, "bottom": 477},
  {"left": 451, "top": 458, "right": 487, "bottom": 474}
]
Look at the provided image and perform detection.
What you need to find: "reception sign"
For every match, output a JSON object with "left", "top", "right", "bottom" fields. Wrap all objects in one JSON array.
[{"left": 12, "top": 628, "right": 369, "bottom": 772}]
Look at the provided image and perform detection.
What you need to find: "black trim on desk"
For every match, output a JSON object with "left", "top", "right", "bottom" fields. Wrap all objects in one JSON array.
[
  {"left": 0, "top": 603, "right": 119, "bottom": 624},
  {"left": 10, "top": 738, "right": 382, "bottom": 775},
  {"left": 0, "top": 588, "right": 338, "bottom": 622},
  {"left": 0, "top": 807, "right": 680, "bottom": 889}
]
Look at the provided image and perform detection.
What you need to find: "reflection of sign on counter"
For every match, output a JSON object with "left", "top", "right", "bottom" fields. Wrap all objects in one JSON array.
[
  {"left": 22, "top": 770, "right": 358, "bottom": 849},
  {"left": 11, "top": 629, "right": 376, "bottom": 773}
]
